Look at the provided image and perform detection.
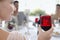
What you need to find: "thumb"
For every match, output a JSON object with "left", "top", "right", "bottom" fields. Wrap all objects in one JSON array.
[{"left": 46, "top": 26, "right": 54, "bottom": 34}]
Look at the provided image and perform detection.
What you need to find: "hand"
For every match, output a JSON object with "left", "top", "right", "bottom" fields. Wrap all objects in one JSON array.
[{"left": 38, "top": 26, "right": 54, "bottom": 40}]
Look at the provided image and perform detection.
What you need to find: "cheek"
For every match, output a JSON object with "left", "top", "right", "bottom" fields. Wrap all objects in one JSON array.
[
  {"left": 10, "top": 4, "right": 16, "bottom": 13},
  {"left": 0, "top": 5, "right": 13, "bottom": 21}
]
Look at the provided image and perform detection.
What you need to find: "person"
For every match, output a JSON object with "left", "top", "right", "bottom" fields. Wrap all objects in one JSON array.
[
  {"left": 0, "top": 0, "right": 54, "bottom": 40},
  {"left": 34, "top": 18, "right": 38, "bottom": 27},
  {"left": 13, "top": 1, "right": 18, "bottom": 16},
  {"left": 37, "top": 14, "right": 42, "bottom": 26},
  {"left": 17, "top": 12, "right": 26, "bottom": 26},
  {"left": 7, "top": 1, "right": 19, "bottom": 30},
  {"left": 58, "top": 18, "right": 60, "bottom": 26},
  {"left": 0, "top": 0, "right": 26, "bottom": 40}
]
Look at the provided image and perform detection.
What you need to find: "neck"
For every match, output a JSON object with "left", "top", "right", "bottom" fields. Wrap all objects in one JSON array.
[{"left": 0, "top": 29, "right": 9, "bottom": 40}]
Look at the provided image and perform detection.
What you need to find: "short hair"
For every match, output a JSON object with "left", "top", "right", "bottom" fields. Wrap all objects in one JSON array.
[
  {"left": 56, "top": 4, "right": 60, "bottom": 6},
  {"left": 14, "top": 1, "right": 19, "bottom": 4}
]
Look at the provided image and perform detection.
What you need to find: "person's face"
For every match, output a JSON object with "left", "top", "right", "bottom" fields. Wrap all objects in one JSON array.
[
  {"left": 14, "top": 3, "right": 18, "bottom": 8},
  {"left": 0, "top": 2, "right": 14, "bottom": 21}
]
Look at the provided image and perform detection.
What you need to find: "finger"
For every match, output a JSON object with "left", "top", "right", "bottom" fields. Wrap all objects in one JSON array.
[
  {"left": 46, "top": 26, "right": 54, "bottom": 34},
  {"left": 38, "top": 26, "right": 43, "bottom": 33}
]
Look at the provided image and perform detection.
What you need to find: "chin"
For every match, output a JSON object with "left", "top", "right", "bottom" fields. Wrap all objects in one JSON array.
[{"left": 1, "top": 18, "right": 11, "bottom": 21}]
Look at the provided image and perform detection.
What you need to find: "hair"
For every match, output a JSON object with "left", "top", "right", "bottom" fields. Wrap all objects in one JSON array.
[
  {"left": 14, "top": 1, "right": 19, "bottom": 4},
  {"left": 56, "top": 4, "right": 60, "bottom": 6}
]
